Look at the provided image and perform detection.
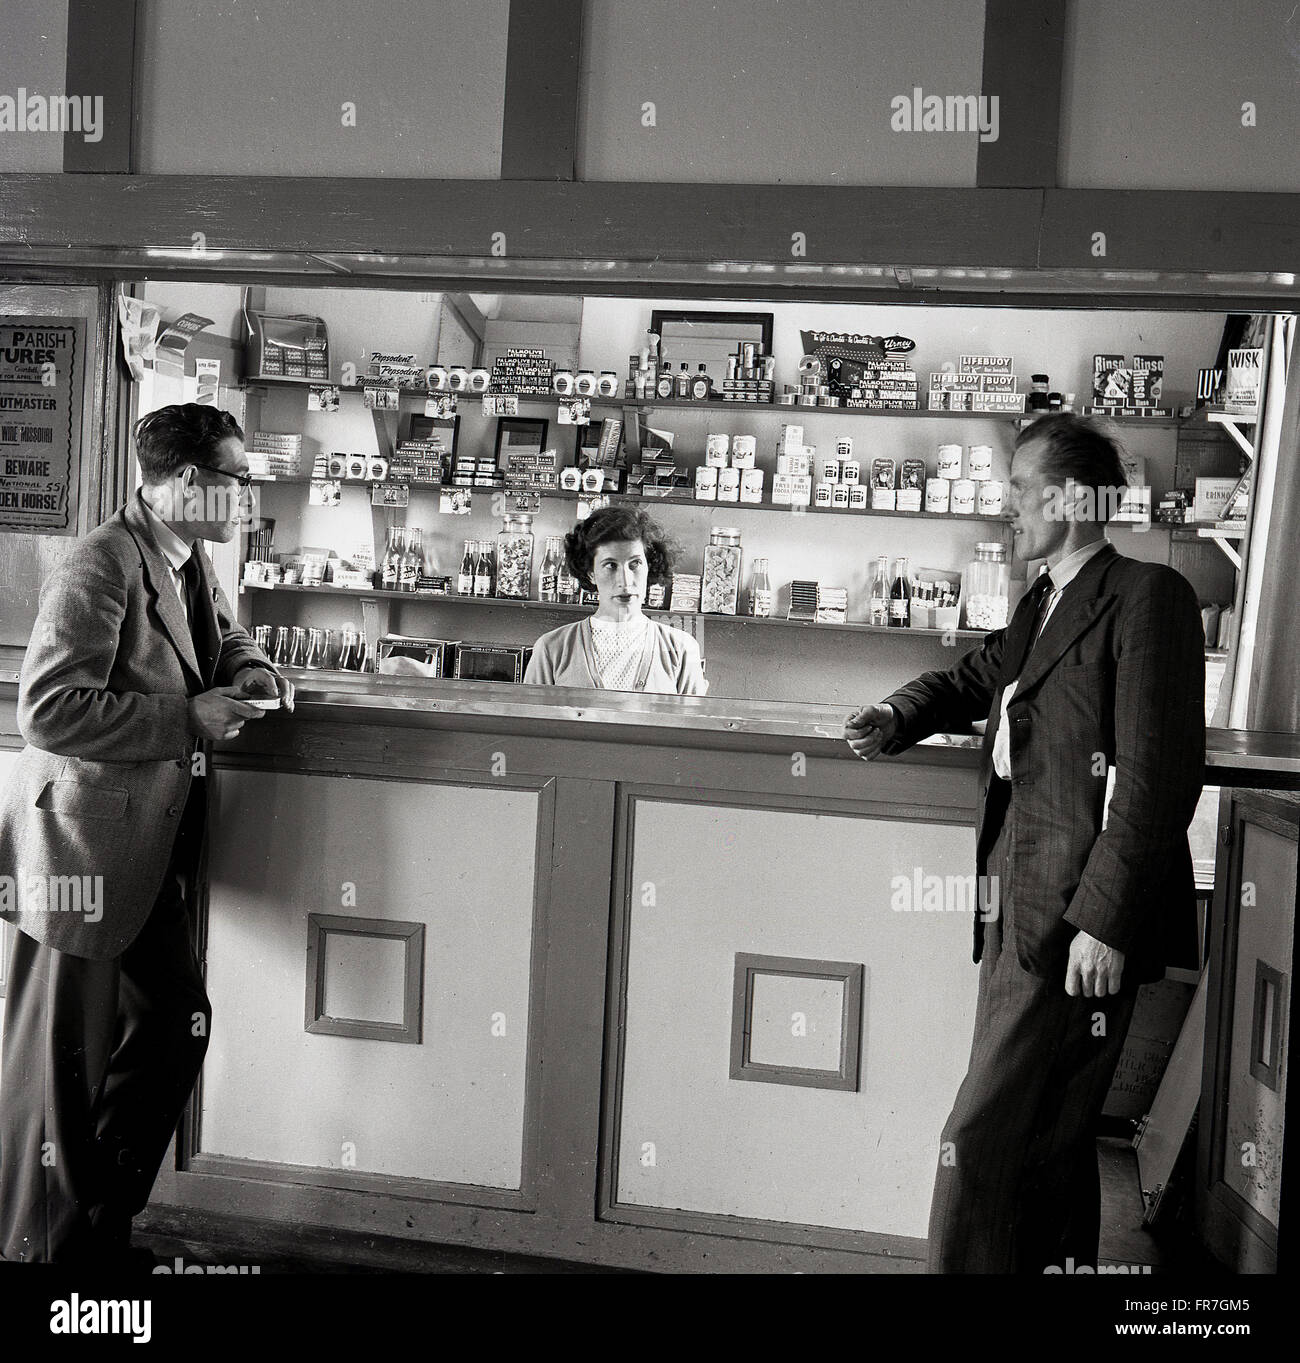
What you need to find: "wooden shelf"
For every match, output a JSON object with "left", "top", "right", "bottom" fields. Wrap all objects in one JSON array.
[
  {"left": 243, "top": 582, "right": 984, "bottom": 639},
  {"left": 249, "top": 477, "right": 1012, "bottom": 526},
  {"left": 245, "top": 380, "right": 1195, "bottom": 428}
]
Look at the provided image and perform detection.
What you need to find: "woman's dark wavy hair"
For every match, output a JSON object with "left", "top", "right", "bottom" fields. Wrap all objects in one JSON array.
[
  {"left": 134, "top": 403, "right": 244, "bottom": 482},
  {"left": 564, "top": 505, "right": 677, "bottom": 592}
]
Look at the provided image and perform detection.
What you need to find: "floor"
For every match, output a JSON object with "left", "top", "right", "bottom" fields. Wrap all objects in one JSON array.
[{"left": 134, "top": 1138, "right": 1223, "bottom": 1274}]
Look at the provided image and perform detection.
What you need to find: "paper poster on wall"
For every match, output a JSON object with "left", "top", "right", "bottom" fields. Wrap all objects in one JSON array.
[{"left": 0, "top": 316, "right": 86, "bottom": 534}]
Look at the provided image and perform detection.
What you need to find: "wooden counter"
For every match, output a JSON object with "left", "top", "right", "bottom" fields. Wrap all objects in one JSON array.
[{"left": 143, "top": 673, "right": 986, "bottom": 1272}]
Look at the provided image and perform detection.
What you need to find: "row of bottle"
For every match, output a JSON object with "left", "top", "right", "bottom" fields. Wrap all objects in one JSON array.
[
  {"left": 739, "top": 557, "right": 916, "bottom": 625},
  {"left": 255, "top": 623, "right": 367, "bottom": 671},
  {"left": 653, "top": 363, "right": 714, "bottom": 402},
  {"left": 379, "top": 526, "right": 424, "bottom": 592},
  {"left": 455, "top": 536, "right": 589, "bottom": 604}
]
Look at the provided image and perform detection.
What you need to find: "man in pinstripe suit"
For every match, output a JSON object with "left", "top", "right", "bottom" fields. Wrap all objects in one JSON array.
[{"left": 845, "top": 414, "right": 1205, "bottom": 1273}]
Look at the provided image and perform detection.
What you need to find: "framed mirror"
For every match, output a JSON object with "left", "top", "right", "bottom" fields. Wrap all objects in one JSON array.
[
  {"left": 493, "top": 416, "right": 550, "bottom": 464},
  {"left": 650, "top": 310, "right": 774, "bottom": 386}
]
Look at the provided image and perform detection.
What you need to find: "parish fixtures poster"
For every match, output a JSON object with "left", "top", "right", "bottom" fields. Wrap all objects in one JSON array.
[{"left": 0, "top": 316, "right": 85, "bottom": 533}]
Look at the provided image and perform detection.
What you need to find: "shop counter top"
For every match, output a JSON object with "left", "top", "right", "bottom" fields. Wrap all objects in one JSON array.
[{"left": 263, "top": 667, "right": 983, "bottom": 762}]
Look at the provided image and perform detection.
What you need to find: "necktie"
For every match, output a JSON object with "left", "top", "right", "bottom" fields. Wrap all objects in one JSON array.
[
  {"left": 180, "top": 550, "right": 215, "bottom": 683},
  {"left": 1006, "top": 571, "right": 1054, "bottom": 681}
]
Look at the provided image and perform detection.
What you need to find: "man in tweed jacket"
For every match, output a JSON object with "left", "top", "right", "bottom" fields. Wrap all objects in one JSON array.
[
  {"left": 0, "top": 404, "right": 292, "bottom": 1265},
  {"left": 845, "top": 414, "right": 1204, "bottom": 1273}
]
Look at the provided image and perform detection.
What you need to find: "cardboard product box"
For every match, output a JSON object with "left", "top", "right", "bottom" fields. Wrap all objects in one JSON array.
[
  {"left": 1093, "top": 354, "right": 1128, "bottom": 404},
  {"left": 1194, "top": 476, "right": 1238, "bottom": 523},
  {"left": 958, "top": 354, "right": 1014, "bottom": 374},
  {"left": 1132, "top": 355, "right": 1164, "bottom": 407}
]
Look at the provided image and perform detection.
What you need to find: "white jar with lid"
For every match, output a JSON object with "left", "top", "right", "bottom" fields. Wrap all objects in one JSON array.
[{"left": 961, "top": 542, "right": 1010, "bottom": 631}]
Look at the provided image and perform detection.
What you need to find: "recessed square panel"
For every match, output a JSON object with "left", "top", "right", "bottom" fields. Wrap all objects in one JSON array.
[
  {"left": 748, "top": 973, "right": 845, "bottom": 1071},
  {"left": 306, "top": 913, "right": 424, "bottom": 1044},
  {"left": 322, "top": 931, "right": 406, "bottom": 1026},
  {"left": 730, "top": 952, "right": 863, "bottom": 1091}
]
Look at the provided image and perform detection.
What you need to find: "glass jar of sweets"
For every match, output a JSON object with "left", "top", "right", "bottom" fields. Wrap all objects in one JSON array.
[
  {"left": 495, "top": 513, "right": 535, "bottom": 599},
  {"left": 701, "top": 527, "right": 743, "bottom": 615},
  {"left": 962, "top": 542, "right": 1010, "bottom": 631}
]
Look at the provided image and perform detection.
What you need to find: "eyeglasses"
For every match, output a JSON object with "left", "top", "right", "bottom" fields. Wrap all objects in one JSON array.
[{"left": 190, "top": 463, "right": 255, "bottom": 491}]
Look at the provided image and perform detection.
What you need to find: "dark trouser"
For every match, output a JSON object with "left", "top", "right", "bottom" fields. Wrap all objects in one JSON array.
[
  {"left": 0, "top": 812, "right": 210, "bottom": 1264},
  {"left": 926, "top": 785, "right": 1138, "bottom": 1274}
]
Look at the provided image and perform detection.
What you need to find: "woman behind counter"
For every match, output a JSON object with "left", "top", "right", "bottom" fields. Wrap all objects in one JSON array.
[{"left": 524, "top": 506, "right": 708, "bottom": 695}]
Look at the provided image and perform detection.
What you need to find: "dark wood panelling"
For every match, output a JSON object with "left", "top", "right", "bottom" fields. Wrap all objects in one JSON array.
[
  {"left": 977, "top": 0, "right": 1066, "bottom": 188},
  {"left": 1040, "top": 190, "right": 1300, "bottom": 274},
  {"left": 0, "top": 175, "right": 1041, "bottom": 267},
  {"left": 501, "top": 0, "right": 583, "bottom": 180},
  {"left": 63, "top": 0, "right": 139, "bottom": 173}
]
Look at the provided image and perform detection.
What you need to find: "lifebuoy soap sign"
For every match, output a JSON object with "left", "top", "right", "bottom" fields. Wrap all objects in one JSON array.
[{"left": 0, "top": 317, "right": 85, "bottom": 533}]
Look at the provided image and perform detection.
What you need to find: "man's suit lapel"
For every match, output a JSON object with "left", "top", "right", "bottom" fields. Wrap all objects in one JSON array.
[
  {"left": 1011, "top": 543, "right": 1118, "bottom": 701},
  {"left": 123, "top": 494, "right": 205, "bottom": 688}
]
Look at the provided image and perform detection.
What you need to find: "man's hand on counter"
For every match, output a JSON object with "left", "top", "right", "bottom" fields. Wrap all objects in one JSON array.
[
  {"left": 233, "top": 665, "right": 295, "bottom": 713},
  {"left": 187, "top": 686, "right": 268, "bottom": 742},
  {"left": 843, "top": 703, "right": 898, "bottom": 761}
]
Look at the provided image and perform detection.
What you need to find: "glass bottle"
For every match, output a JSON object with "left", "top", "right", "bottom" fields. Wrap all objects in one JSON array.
[
  {"left": 399, "top": 527, "right": 421, "bottom": 592},
  {"left": 889, "top": 556, "right": 912, "bottom": 628},
  {"left": 870, "top": 555, "right": 890, "bottom": 626},
  {"left": 457, "top": 540, "right": 474, "bottom": 595},
  {"left": 287, "top": 625, "right": 308, "bottom": 667},
  {"left": 380, "top": 527, "right": 400, "bottom": 591},
  {"left": 556, "top": 550, "right": 580, "bottom": 605},
  {"left": 538, "top": 536, "right": 561, "bottom": 603},
  {"left": 338, "top": 623, "right": 360, "bottom": 672},
  {"left": 473, "top": 540, "right": 494, "bottom": 597},
  {"left": 690, "top": 364, "right": 711, "bottom": 400},
  {"left": 675, "top": 362, "right": 690, "bottom": 399},
  {"left": 748, "top": 557, "right": 772, "bottom": 618}
]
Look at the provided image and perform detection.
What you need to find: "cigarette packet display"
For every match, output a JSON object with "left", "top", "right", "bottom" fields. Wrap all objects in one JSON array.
[
  {"left": 871, "top": 458, "right": 896, "bottom": 489},
  {"left": 669, "top": 573, "right": 702, "bottom": 612}
]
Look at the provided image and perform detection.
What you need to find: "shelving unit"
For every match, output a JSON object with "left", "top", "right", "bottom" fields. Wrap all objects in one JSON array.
[{"left": 244, "top": 581, "right": 985, "bottom": 640}]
